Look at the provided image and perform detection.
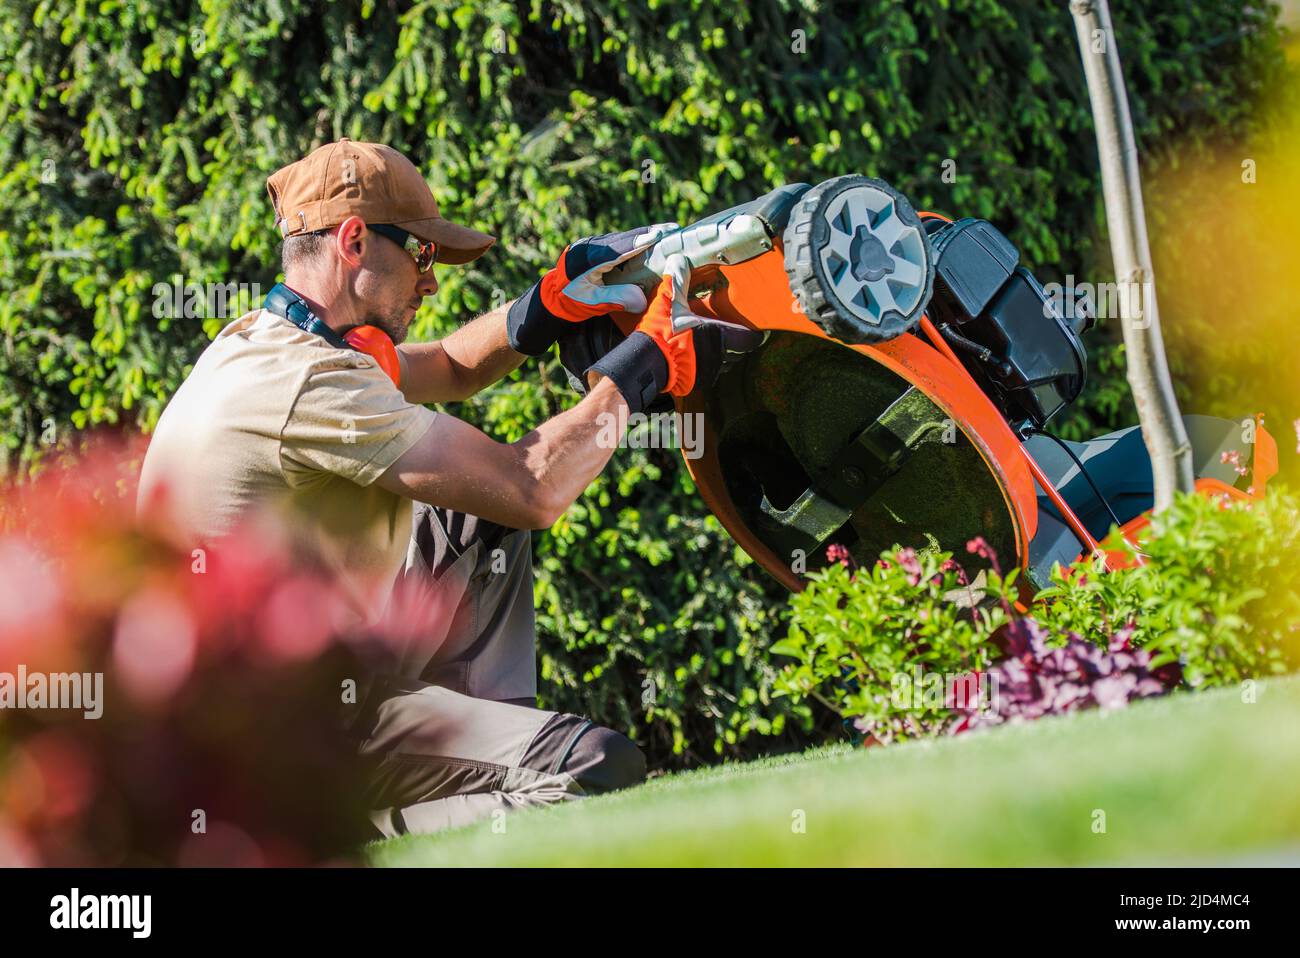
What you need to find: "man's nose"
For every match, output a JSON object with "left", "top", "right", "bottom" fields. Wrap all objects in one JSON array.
[{"left": 416, "top": 271, "right": 438, "bottom": 297}]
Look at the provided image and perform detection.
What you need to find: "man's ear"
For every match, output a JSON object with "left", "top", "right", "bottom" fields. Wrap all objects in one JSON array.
[{"left": 334, "top": 216, "right": 368, "bottom": 268}]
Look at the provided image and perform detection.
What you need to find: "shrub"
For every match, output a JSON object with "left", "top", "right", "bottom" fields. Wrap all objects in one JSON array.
[
  {"left": 772, "top": 544, "right": 1017, "bottom": 744},
  {"left": 775, "top": 489, "right": 1300, "bottom": 742},
  {"left": 0, "top": 437, "right": 374, "bottom": 865},
  {"left": 1032, "top": 488, "right": 1300, "bottom": 687}
]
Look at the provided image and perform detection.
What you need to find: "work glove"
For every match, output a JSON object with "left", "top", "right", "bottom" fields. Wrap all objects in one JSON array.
[
  {"left": 587, "top": 254, "right": 766, "bottom": 413},
  {"left": 556, "top": 315, "right": 672, "bottom": 414},
  {"left": 506, "top": 223, "right": 678, "bottom": 356}
]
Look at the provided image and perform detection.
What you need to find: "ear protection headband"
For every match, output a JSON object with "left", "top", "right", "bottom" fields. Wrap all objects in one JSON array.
[{"left": 263, "top": 283, "right": 402, "bottom": 387}]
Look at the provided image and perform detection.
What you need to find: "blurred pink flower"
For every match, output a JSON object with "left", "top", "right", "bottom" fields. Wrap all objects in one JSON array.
[
  {"left": 0, "top": 540, "right": 63, "bottom": 661},
  {"left": 0, "top": 819, "right": 39, "bottom": 867},
  {"left": 896, "top": 547, "right": 923, "bottom": 586},
  {"left": 113, "top": 587, "right": 197, "bottom": 706},
  {"left": 256, "top": 575, "right": 348, "bottom": 663}
]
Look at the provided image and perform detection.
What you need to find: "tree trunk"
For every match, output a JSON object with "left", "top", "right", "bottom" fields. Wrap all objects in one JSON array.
[{"left": 1069, "top": 0, "right": 1194, "bottom": 510}]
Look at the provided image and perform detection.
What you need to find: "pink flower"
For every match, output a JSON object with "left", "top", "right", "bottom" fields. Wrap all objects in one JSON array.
[
  {"left": 966, "top": 536, "right": 1002, "bottom": 575},
  {"left": 825, "top": 543, "right": 852, "bottom": 568},
  {"left": 895, "top": 548, "right": 923, "bottom": 586},
  {"left": 1220, "top": 449, "right": 1248, "bottom": 477},
  {"left": 112, "top": 587, "right": 198, "bottom": 707}
]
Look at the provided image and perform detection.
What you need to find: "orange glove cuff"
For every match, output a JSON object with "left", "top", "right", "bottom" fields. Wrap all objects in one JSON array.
[
  {"left": 538, "top": 253, "right": 575, "bottom": 321},
  {"left": 636, "top": 274, "right": 697, "bottom": 395}
]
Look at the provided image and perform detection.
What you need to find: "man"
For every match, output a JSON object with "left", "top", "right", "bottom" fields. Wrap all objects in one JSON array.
[{"left": 137, "top": 138, "right": 760, "bottom": 835}]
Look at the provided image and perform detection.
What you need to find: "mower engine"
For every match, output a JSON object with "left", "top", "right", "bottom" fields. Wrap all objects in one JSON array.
[{"left": 923, "top": 217, "right": 1093, "bottom": 435}]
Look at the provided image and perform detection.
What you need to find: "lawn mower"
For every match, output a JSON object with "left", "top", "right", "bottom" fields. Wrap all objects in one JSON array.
[{"left": 560, "top": 175, "right": 1278, "bottom": 590}]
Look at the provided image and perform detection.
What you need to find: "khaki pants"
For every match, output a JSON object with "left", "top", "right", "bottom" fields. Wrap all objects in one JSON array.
[{"left": 354, "top": 504, "right": 646, "bottom": 837}]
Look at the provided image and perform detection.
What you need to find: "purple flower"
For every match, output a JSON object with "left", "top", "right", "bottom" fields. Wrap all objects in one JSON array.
[
  {"left": 1108, "top": 625, "right": 1136, "bottom": 653},
  {"left": 1092, "top": 673, "right": 1137, "bottom": 709},
  {"left": 954, "top": 620, "right": 1174, "bottom": 732}
]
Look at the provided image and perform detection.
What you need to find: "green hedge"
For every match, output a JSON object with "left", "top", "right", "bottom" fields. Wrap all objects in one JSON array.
[{"left": 1, "top": 0, "right": 1288, "bottom": 767}]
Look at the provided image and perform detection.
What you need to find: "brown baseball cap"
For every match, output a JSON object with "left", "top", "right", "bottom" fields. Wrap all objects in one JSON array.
[{"left": 266, "top": 138, "right": 496, "bottom": 265}]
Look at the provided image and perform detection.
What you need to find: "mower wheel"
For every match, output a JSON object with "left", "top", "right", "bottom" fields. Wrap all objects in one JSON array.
[{"left": 783, "top": 174, "right": 934, "bottom": 344}]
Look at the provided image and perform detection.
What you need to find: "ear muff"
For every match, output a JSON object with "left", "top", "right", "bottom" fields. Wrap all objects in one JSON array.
[
  {"left": 344, "top": 325, "right": 401, "bottom": 387},
  {"left": 263, "top": 283, "right": 402, "bottom": 388}
]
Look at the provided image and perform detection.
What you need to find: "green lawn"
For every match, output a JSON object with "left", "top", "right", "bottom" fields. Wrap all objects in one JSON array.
[{"left": 369, "top": 677, "right": 1300, "bottom": 867}]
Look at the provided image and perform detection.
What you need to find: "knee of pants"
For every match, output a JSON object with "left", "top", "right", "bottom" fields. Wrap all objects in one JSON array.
[
  {"left": 564, "top": 724, "right": 647, "bottom": 793},
  {"left": 523, "top": 715, "right": 647, "bottom": 793}
]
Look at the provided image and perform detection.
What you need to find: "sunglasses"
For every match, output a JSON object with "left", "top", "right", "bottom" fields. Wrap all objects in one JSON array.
[{"left": 368, "top": 223, "right": 439, "bottom": 273}]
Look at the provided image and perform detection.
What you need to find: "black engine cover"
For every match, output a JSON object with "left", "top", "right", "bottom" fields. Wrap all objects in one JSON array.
[{"left": 926, "top": 218, "right": 1088, "bottom": 431}]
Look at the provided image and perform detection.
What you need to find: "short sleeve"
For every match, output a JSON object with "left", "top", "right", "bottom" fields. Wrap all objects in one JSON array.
[{"left": 280, "top": 360, "right": 437, "bottom": 487}]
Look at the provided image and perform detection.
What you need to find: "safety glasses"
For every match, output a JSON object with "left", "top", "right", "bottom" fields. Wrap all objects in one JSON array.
[{"left": 369, "top": 223, "right": 439, "bottom": 273}]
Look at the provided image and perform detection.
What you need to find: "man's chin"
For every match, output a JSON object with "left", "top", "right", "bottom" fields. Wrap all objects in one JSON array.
[{"left": 366, "top": 315, "right": 409, "bottom": 346}]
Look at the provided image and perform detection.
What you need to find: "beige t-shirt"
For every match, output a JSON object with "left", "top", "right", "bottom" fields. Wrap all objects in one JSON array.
[{"left": 137, "top": 308, "right": 437, "bottom": 621}]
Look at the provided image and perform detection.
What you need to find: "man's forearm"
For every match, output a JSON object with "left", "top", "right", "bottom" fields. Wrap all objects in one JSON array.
[
  {"left": 375, "top": 376, "right": 631, "bottom": 530},
  {"left": 397, "top": 299, "right": 528, "bottom": 404},
  {"left": 507, "top": 375, "right": 630, "bottom": 526}
]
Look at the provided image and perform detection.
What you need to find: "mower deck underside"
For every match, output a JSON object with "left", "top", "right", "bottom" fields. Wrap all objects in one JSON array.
[{"left": 709, "top": 332, "right": 1017, "bottom": 575}]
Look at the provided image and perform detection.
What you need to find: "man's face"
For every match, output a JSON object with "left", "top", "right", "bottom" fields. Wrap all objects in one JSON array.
[{"left": 354, "top": 230, "right": 439, "bottom": 345}]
